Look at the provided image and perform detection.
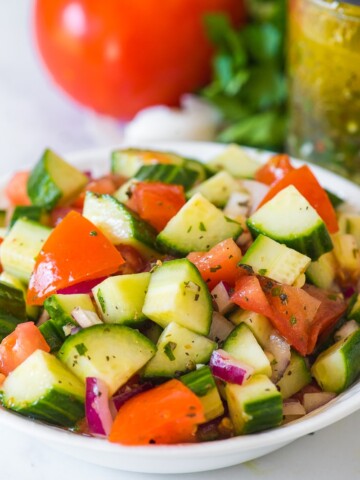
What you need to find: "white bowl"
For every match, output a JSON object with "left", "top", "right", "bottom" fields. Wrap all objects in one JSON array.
[{"left": 1, "top": 142, "right": 359, "bottom": 474}]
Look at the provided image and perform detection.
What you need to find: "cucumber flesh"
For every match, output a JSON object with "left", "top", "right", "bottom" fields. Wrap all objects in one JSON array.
[
  {"left": 186, "top": 171, "right": 243, "bottom": 208},
  {"left": 208, "top": 145, "right": 260, "bottom": 179},
  {"left": 58, "top": 324, "right": 156, "bottom": 395},
  {"left": 44, "top": 293, "right": 95, "bottom": 327},
  {"left": 247, "top": 185, "right": 333, "bottom": 261},
  {"left": 276, "top": 350, "right": 311, "bottom": 399},
  {"left": 2, "top": 350, "right": 85, "bottom": 427}
]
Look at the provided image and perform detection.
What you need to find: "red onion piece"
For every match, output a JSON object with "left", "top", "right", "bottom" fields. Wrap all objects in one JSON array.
[
  {"left": 50, "top": 207, "right": 83, "bottom": 227},
  {"left": 85, "top": 377, "right": 114, "bottom": 437},
  {"left": 83, "top": 170, "right": 93, "bottom": 180},
  {"left": 57, "top": 276, "right": 106, "bottom": 295},
  {"left": 265, "top": 330, "right": 291, "bottom": 383},
  {"left": 208, "top": 312, "right": 235, "bottom": 343},
  {"left": 303, "top": 392, "right": 336, "bottom": 413},
  {"left": 112, "top": 382, "right": 152, "bottom": 411},
  {"left": 36, "top": 310, "right": 50, "bottom": 327},
  {"left": 211, "top": 282, "right": 234, "bottom": 315},
  {"left": 209, "top": 349, "right": 254, "bottom": 385},
  {"left": 71, "top": 307, "right": 102, "bottom": 328},
  {"left": 334, "top": 320, "right": 359, "bottom": 342}
]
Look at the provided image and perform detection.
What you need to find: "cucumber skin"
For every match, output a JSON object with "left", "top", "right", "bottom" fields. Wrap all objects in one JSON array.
[
  {"left": 39, "top": 320, "right": 65, "bottom": 352},
  {"left": 0, "top": 315, "right": 25, "bottom": 342},
  {"left": 242, "top": 395, "right": 283, "bottom": 434},
  {"left": 27, "top": 152, "right": 62, "bottom": 210},
  {"left": 247, "top": 221, "right": 333, "bottom": 261},
  {"left": 6, "top": 388, "right": 85, "bottom": 427}
]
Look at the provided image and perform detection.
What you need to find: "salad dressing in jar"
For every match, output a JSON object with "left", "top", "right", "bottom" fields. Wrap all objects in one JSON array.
[{"left": 287, "top": 0, "right": 360, "bottom": 182}]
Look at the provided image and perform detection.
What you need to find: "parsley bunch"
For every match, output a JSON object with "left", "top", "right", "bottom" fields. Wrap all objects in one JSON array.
[{"left": 202, "top": 0, "right": 287, "bottom": 151}]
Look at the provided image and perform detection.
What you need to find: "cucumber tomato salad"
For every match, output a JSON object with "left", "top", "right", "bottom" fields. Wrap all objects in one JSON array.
[{"left": 0, "top": 145, "right": 359, "bottom": 445}]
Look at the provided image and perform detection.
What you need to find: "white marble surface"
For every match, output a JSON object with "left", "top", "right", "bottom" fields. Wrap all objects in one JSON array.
[{"left": 1, "top": 2, "right": 360, "bottom": 479}]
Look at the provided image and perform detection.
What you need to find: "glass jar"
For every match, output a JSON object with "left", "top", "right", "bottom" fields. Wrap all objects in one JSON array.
[{"left": 287, "top": 0, "right": 360, "bottom": 182}]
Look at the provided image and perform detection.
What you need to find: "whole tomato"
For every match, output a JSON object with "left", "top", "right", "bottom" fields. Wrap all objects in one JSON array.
[{"left": 33, "top": 0, "right": 245, "bottom": 120}]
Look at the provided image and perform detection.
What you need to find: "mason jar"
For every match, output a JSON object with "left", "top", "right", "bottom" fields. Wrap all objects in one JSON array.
[{"left": 287, "top": 0, "right": 360, "bottom": 182}]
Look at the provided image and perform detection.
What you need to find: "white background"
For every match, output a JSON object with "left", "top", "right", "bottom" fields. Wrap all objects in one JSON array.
[{"left": 0, "top": 2, "right": 360, "bottom": 479}]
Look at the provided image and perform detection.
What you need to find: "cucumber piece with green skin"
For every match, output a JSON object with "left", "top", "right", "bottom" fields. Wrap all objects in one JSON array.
[
  {"left": 207, "top": 145, "right": 261, "bottom": 179},
  {"left": 223, "top": 323, "right": 272, "bottom": 376},
  {"left": 311, "top": 329, "right": 360, "bottom": 393},
  {"left": 2, "top": 350, "right": 85, "bottom": 427},
  {"left": 44, "top": 293, "right": 96, "bottom": 327},
  {"left": 142, "top": 259, "right": 213, "bottom": 336},
  {"left": 140, "top": 321, "right": 163, "bottom": 345},
  {"left": 0, "top": 280, "right": 26, "bottom": 321},
  {"left": 332, "top": 233, "right": 360, "bottom": 272},
  {"left": 276, "top": 350, "right": 311, "bottom": 399},
  {"left": 241, "top": 234, "right": 311, "bottom": 286},
  {"left": 180, "top": 366, "right": 224, "bottom": 421},
  {"left": 58, "top": 324, "right": 156, "bottom": 395},
  {"left": 27, "top": 149, "right": 88, "bottom": 210},
  {"left": 347, "top": 293, "right": 360, "bottom": 323},
  {"left": 247, "top": 185, "right": 333, "bottom": 261},
  {"left": 338, "top": 212, "right": 360, "bottom": 246},
  {"left": 228, "top": 309, "right": 273, "bottom": 348},
  {"left": 39, "top": 320, "right": 66, "bottom": 352},
  {"left": 325, "top": 189, "right": 344, "bottom": 209},
  {"left": 111, "top": 148, "right": 183, "bottom": 177},
  {"left": 0, "top": 218, "right": 51, "bottom": 283},
  {"left": 0, "top": 272, "right": 40, "bottom": 321},
  {"left": 0, "top": 210, "right": 6, "bottom": 228},
  {"left": 226, "top": 374, "right": 283, "bottom": 434},
  {"left": 83, "top": 192, "right": 159, "bottom": 259},
  {"left": 9, "top": 206, "right": 49, "bottom": 229},
  {"left": 0, "top": 315, "right": 26, "bottom": 342},
  {"left": 186, "top": 171, "right": 244, "bottom": 208},
  {"left": 134, "top": 164, "right": 198, "bottom": 190},
  {"left": 93, "top": 272, "right": 150, "bottom": 326},
  {"left": 157, "top": 193, "right": 242, "bottom": 256},
  {"left": 305, "top": 251, "right": 337, "bottom": 290},
  {"left": 142, "top": 322, "right": 216, "bottom": 378}
]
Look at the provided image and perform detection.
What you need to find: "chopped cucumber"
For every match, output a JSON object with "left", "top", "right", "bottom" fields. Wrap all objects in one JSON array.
[
  {"left": 134, "top": 164, "right": 198, "bottom": 190},
  {"left": 208, "top": 145, "right": 260, "bottom": 179},
  {"left": 180, "top": 366, "right": 224, "bottom": 421},
  {"left": 93, "top": 272, "right": 150, "bottom": 326},
  {"left": 247, "top": 185, "right": 333, "bottom": 260},
  {"left": 332, "top": 233, "right": 360, "bottom": 273},
  {"left": 241, "top": 234, "right": 311, "bottom": 285},
  {"left": 157, "top": 193, "right": 242, "bottom": 255},
  {"left": 223, "top": 323, "right": 272, "bottom": 376},
  {"left": 82, "top": 192, "right": 159, "bottom": 259},
  {"left": 229, "top": 309, "right": 273, "bottom": 348},
  {"left": 44, "top": 293, "right": 95, "bottom": 327},
  {"left": 39, "top": 320, "right": 66, "bottom": 352},
  {"left": 142, "top": 259, "right": 213, "bottom": 336},
  {"left": 2, "top": 350, "right": 85, "bottom": 427},
  {"left": 347, "top": 293, "right": 360, "bottom": 323},
  {"left": 306, "top": 252, "right": 337, "bottom": 290},
  {"left": 0, "top": 281, "right": 27, "bottom": 340},
  {"left": 142, "top": 322, "right": 216, "bottom": 378},
  {"left": 338, "top": 212, "right": 360, "bottom": 247},
  {"left": 27, "top": 149, "right": 88, "bottom": 210},
  {"left": 226, "top": 374, "right": 283, "bottom": 434},
  {"left": 9, "top": 206, "right": 49, "bottom": 229},
  {"left": 276, "top": 350, "right": 311, "bottom": 399},
  {"left": 311, "top": 329, "right": 360, "bottom": 393},
  {"left": 58, "top": 324, "right": 156, "bottom": 395},
  {"left": 111, "top": 148, "right": 183, "bottom": 177},
  {"left": 0, "top": 272, "right": 40, "bottom": 321},
  {"left": 0, "top": 218, "right": 51, "bottom": 283},
  {"left": 186, "top": 171, "right": 243, "bottom": 208}
]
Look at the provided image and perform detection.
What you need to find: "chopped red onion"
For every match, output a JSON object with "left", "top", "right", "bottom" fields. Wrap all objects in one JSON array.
[
  {"left": 223, "top": 191, "right": 251, "bottom": 219},
  {"left": 112, "top": 382, "right": 152, "bottom": 411},
  {"left": 50, "top": 207, "right": 83, "bottom": 227},
  {"left": 57, "top": 276, "right": 106, "bottom": 295},
  {"left": 83, "top": 170, "right": 93, "bottom": 180},
  {"left": 85, "top": 377, "right": 114, "bottom": 437},
  {"left": 71, "top": 307, "right": 103, "bottom": 328},
  {"left": 303, "top": 392, "right": 336, "bottom": 413},
  {"left": 265, "top": 330, "right": 291, "bottom": 383},
  {"left": 209, "top": 349, "right": 253, "bottom": 385},
  {"left": 283, "top": 400, "right": 306, "bottom": 417},
  {"left": 334, "top": 320, "right": 359, "bottom": 342},
  {"left": 241, "top": 179, "right": 269, "bottom": 213},
  {"left": 208, "top": 312, "right": 235, "bottom": 343},
  {"left": 211, "top": 282, "right": 234, "bottom": 315},
  {"left": 36, "top": 310, "right": 50, "bottom": 327},
  {"left": 70, "top": 326, "right": 82, "bottom": 335}
]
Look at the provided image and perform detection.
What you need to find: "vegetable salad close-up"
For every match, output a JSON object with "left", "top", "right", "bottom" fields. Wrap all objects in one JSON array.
[{"left": 0, "top": 144, "right": 359, "bottom": 446}]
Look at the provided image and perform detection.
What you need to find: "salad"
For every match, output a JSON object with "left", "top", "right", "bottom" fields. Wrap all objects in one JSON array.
[{"left": 0, "top": 144, "right": 359, "bottom": 446}]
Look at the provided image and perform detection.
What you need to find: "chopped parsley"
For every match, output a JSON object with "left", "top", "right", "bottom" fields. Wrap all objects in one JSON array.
[{"left": 75, "top": 343, "right": 88, "bottom": 356}]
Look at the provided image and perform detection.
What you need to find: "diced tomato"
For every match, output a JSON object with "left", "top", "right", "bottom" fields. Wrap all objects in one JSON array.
[
  {"left": 127, "top": 182, "right": 186, "bottom": 232},
  {"left": 187, "top": 239, "right": 243, "bottom": 290},
  {"left": 231, "top": 275, "right": 274, "bottom": 319},
  {"left": 259, "top": 280, "right": 321, "bottom": 356},
  {"left": 257, "top": 165, "right": 339, "bottom": 233},
  {"left": 0, "top": 322, "right": 50, "bottom": 375},
  {"left": 116, "top": 244, "right": 145, "bottom": 275},
  {"left": 27, "top": 211, "right": 124, "bottom": 305},
  {"left": 255, "top": 154, "right": 295, "bottom": 186},
  {"left": 72, "top": 174, "right": 126, "bottom": 209},
  {"left": 50, "top": 206, "right": 83, "bottom": 227},
  {"left": 303, "top": 284, "right": 347, "bottom": 354},
  {"left": 109, "top": 379, "right": 205, "bottom": 445},
  {"left": 5, "top": 171, "right": 31, "bottom": 206}
]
